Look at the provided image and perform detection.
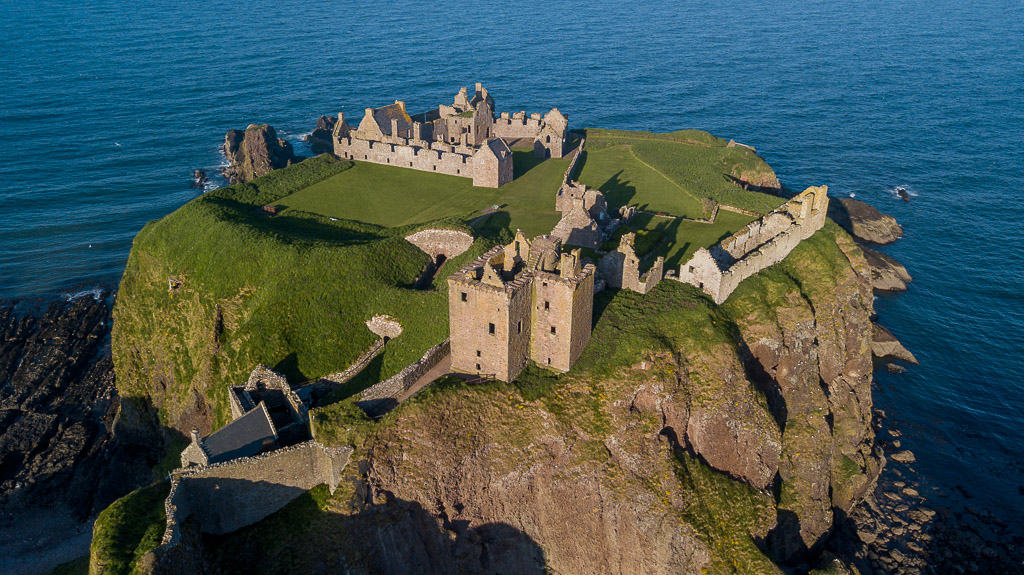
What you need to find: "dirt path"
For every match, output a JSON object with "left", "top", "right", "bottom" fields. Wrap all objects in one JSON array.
[{"left": 396, "top": 354, "right": 452, "bottom": 404}]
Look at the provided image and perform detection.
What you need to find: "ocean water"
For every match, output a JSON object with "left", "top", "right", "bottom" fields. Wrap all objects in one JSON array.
[{"left": 2, "top": 0, "right": 1022, "bottom": 523}]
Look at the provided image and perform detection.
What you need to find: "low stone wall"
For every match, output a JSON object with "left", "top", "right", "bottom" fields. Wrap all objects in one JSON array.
[
  {"left": 319, "top": 338, "right": 386, "bottom": 385},
  {"left": 358, "top": 339, "right": 451, "bottom": 416},
  {"left": 404, "top": 228, "right": 475, "bottom": 260},
  {"left": 158, "top": 441, "right": 351, "bottom": 553}
]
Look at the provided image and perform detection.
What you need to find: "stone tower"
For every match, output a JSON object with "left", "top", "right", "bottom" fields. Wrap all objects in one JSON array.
[{"left": 448, "top": 231, "right": 595, "bottom": 381}]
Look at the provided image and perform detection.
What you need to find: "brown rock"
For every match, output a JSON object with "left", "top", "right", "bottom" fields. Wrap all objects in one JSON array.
[
  {"left": 305, "top": 115, "right": 337, "bottom": 155},
  {"left": 828, "top": 197, "right": 903, "bottom": 244},
  {"left": 891, "top": 450, "right": 917, "bottom": 464},
  {"left": 221, "top": 124, "right": 300, "bottom": 183},
  {"left": 871, "top": 323, "right": 918, "bottom": 364},
  {"left": 860, "top": 244, "right": 912, "bottom": 291}
]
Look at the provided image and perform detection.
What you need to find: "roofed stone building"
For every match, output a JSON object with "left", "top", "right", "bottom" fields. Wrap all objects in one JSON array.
[
  {"left": 331, "top": 83, "right": 566, "bottom": 188},
  {"left": 448, "top": 231, "right": 595, "bottom": 382},
  {"left": 181, "top": 365, "right": 309, "bottom": 467}
]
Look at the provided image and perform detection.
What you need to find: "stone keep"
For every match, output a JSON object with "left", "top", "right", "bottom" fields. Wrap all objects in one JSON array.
[{"left": 448, "top": 231, "right": 595, "bottom": 382}]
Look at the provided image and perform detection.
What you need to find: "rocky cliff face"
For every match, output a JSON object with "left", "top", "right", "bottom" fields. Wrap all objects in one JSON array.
[
  {"left": 221, "top": 124, "right": 298, "bottom": 184},
  {"left": 827, "top": 198, "right": 903, "bottom": 245}
]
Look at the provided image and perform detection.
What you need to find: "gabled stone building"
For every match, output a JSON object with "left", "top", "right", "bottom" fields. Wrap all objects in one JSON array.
[
  {"left": 331, "top": 83, "right": 566, "bottom": 188},
  {"left": 448, "top": 231, "right": 595, "bottom": 382}
]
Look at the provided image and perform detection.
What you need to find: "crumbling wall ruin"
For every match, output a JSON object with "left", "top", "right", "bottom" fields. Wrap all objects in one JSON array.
[
  {"left": 598, "top": 232, "right": 666, "bottom": 294},
  {"left": 676, "top": 186, "right": 829, "bottom": 304}
]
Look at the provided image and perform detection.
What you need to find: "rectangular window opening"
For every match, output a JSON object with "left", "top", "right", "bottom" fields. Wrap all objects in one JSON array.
[
  {"left": 461, "top": 292, "right": 467, "bottom": 302},
  {"left": 488, "top": 323, "right": 495, "bottom": 335},
  {"left": 550, "top": 326, "right": 556, "bottom": 335},
  {"left": 544, "top": 301, "right": 550, "bottom": 310},
  {"left": 476, "top": 350, "right": 481, "bottom": 357}
]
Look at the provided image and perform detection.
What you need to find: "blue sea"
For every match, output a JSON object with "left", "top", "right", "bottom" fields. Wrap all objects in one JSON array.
[{"left": 2, "top": 0, "right": 1022, "bottom": 525}]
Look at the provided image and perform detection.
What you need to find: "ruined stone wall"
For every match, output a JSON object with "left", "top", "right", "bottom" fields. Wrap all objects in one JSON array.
[
  {"left": 598, "top": 234, "right": 665, "bottom": 294},
  {"left": 676, "top": 186, "right": 829, "bottom": 304},
  {"left": 357, "top": 339, "right": 450, "bottom": 413},
  {"left": 158, "top": 441, "right": 351, "bottom": 554},
  {"left": 676, "top": 248, "right": 724, "bottom": 301},
  {"left": 404, "top": 228, "right": 475, "bottom": 260},
  {"left": 492, "top": 112, "right": 544, "bottom": 141}
]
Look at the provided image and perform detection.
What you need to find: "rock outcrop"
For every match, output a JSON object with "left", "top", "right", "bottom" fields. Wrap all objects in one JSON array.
[
  {"left": 871, "top": 324, "right": 918, "bottom": 365},
  {"left": 860, "top": 244, "right": 913, "bottom": 292},
  {"left": 827, "top": 197, "right": 903, "bottom": 244},
  {"left": 730, "top": 229, "right": 881, "bottom": 561},
  {"left": 304, "top": 115, "right": 336, "bottom": 155},
  {"left": 221, "top": 124, "right": 299, "bottom": 184},
  {"left": 0, "top": 294, "right": 162, "bottom": 574}
]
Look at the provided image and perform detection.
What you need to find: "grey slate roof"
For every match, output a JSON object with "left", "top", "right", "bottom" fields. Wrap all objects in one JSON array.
[{"left": 202, "top": 402, "right": 277, "bottom": 464}]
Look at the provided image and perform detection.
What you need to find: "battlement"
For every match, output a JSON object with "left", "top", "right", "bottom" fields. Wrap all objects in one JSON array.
[
  {"left": 448, "top": 231, "right": 594, "bottom": 381},
  {"left": 676, "top": 186, "right": 829, "bottom": 303}
]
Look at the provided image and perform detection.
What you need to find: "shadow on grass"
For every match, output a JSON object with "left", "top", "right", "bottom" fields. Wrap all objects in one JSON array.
[
  {"left": 316, "top": 353, "right": 386, "bottom": 408},
  {"left": 511, "top": 150, "right": 547, "bottom": 178},
  {"left": 471, "top": 210, "right": 513, "bottom": 242},
  {"left": 273, "top": 352, "right": 308, "bottom": 384},
  {"left": 205, "top": 197, "right": 386, "bottom": 247},
  {"left": 597, "top": 170, "right": 638, "bottom": 209}
]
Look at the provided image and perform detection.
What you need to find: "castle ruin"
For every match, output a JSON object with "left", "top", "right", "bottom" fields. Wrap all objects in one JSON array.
[
  {"left": 448, "top": 231, "right": 595, "bottom": 382},
  {"left": 599, "top": 232, "right": 666, "bottom": 294},
  {"left": 332, "top": 83, "right": 568, "bottom": 188},
  {"left": 675, "top": 186, "right": 830, "bottom": 303}
]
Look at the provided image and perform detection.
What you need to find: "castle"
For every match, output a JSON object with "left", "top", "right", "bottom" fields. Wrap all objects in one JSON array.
[
  {"left": 331, "top": 83, "right": 568, "bottom": 188},
  {"left": 448, "top": 231, "right": 595, "bottom": 382},
  {"left": 675, "top": 186, "right": 829, "bottom": 303}
]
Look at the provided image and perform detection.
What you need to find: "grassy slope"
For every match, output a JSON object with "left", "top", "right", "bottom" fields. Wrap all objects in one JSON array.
[
  {"left": 281, "top": 149, "right": 570, "bottom": 236},
  {"left": 577, "top": 143, "right": 707, "bottom": 217},
  {"left": 582, "top": 128, "right": 784, "bottom": 214},
  {"left": 89, "top": 482, "right": 170, "bottom": 575},
  {"left": 113, "top": 155, "right": 491, "bottom": 430},
  {"left": 578, "top": 129, "right": 779, "bottom": 268}
]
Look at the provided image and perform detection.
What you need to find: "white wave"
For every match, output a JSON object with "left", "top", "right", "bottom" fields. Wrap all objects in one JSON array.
[{"left": 63, "top": 287, "right": 103, "bottom": 301}]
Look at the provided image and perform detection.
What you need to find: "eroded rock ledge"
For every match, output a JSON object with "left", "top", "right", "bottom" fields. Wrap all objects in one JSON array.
[{"left": 221, "top": 124, "right": 299, "bottom": 184}]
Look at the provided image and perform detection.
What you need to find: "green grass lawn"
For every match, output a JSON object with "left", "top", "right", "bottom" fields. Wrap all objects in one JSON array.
[
  {"left": 611, "top": 209, "right": 756, "bottom": 269},
  {"left": 576, "top": 144, "right": 707, "bottom": 218},
  {"left": 277, "top": 150, "right": 570, "bottom": 236},
  {"left": 581, "top": 129, "right": 785, "bottom": 214}
]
